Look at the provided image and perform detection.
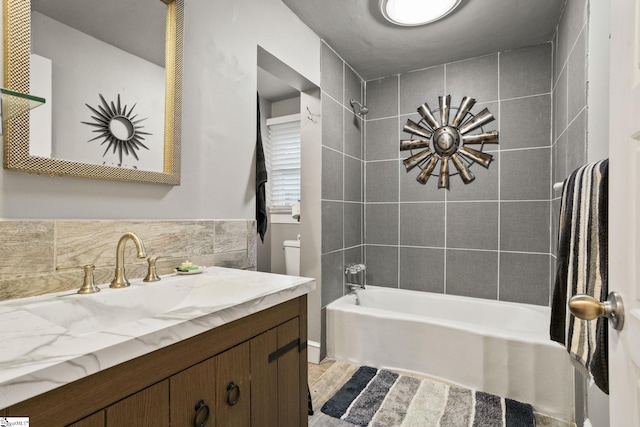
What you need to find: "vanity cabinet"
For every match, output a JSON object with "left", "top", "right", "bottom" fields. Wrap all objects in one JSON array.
[
  {"left": 3, "top": 296, "right": 308, "bottom": 427},
  {"left": 68, "top": 412, "right": 104, "bottom": 427},
  {"left": 170, "top": 342, "right": 250, "bottom": 427},
  {"left": 107, "top": 380, "right": 170, "bottom": 426}
]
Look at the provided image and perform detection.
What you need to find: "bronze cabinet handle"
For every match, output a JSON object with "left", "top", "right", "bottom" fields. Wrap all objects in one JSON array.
[
  {"left": 193, "top": 399, "right": 210, "bottom": 427},
  {"left": 226, "top": 381, "right": 240, "bottom": 406}
]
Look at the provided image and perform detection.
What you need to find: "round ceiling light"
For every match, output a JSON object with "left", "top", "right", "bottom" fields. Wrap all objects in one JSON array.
[{"left": 381, "top": 0, "right": 461, "bottom": 26}]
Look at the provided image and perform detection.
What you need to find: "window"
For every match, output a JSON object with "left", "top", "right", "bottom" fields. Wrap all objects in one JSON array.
[{"left": 265, "top": 113, "right": 301, "bottom": 212}]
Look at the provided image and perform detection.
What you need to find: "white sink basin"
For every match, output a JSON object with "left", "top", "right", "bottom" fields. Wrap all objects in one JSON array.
[{"left": 25, "top": 273, "right": 261, "bottom": 335}]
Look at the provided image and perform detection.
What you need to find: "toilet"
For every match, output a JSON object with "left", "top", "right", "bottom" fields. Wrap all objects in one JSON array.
[{"left": 283, "top": 238, "right": 300, "bottom": 276}]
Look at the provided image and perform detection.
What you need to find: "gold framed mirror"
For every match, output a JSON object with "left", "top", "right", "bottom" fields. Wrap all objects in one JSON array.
[{"left": 3, "top": 0, "right": 183, "bottom": 185}]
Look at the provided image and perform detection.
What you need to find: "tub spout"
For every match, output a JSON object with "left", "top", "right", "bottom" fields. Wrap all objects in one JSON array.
[{"left": 345, "top": 263, "right": 366, "bottom": 291}]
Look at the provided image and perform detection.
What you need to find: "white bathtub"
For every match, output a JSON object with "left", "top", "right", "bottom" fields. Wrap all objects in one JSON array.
[{"left": 326, "top": 286, "right": 574, "bottom": 421}]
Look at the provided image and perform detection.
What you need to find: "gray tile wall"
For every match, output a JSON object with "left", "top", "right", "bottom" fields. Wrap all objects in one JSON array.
[
  {"left": 364, "top": 43, "right": 554, "bottom": 306},
  {"left": 552, "top": 0, "right": 588, "bottom": 257},
  {"left": 552, "top": 2, "right": 590, "bottom": 425},
  {"left": 320, "top": 42, "right": 365, "bottom": 318}
]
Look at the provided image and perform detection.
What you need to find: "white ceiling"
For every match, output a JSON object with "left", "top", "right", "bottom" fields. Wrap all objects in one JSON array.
[
  {"left": 281, "top": 0, "right": 566, "bottom": 81},
  {"left": 31, "top": 1, "right": 566, "bottom": 102},
  {"left": 257, "top": 67, "right": 299, "bottom": 102}
]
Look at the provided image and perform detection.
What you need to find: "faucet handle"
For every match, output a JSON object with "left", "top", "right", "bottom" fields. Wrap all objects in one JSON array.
[
  {"left": 144, "top": 256, "right": 167, "bottom": 282},
  {"left": 77, "top": 264, "right": 100, "bottom": 294},
  {"left": 57, "top": 264, "right": 100, "bottom": 294},
  {"left": 143, "top": 255, "right": 184, "bottom": 282}
]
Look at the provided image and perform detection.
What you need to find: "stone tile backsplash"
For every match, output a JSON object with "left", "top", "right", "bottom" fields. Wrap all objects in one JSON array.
[{"left": 0, "top": 219, "right": 256, "bottom": 301}]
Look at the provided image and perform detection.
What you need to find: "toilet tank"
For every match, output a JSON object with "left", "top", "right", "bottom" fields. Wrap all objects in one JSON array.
[{"left": 283, "top": 239, "right": 300, "bottom": 276}]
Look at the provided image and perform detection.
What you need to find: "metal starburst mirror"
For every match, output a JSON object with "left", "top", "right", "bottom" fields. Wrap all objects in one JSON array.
[
  {"left": 82, "top": 94, "right": 152, "bottom": 166},
  {"left": 400, "top": 95, "right": 498, "bottom": 189}
]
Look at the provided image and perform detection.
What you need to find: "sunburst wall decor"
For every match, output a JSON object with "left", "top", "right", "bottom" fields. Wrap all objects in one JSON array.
[
  {"left": 82, "top": 94, "right": 152, "bottom": 166},
  {"left": 400, "top": 95, "right": 498, "bottom": 189}
]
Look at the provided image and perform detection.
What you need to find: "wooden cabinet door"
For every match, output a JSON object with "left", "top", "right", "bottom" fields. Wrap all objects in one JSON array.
[
  {"left": 170, "top": 356, "right": 216, "bottom": 427},
  {"left": 250, "top": 328, "right": 278, "bottom": 427},
  {"left": 216, "top": 341, "right": 251, "bottom": 427},
  {"left": 68, "top": 411, "right": 104, "bottom": 427},
  {"left": 105, "top": 380, "right": 169, "bottom": 427},
  {"left": 250, "top": 318, "right": 302, "bottom": 427},
  {"left": 276, "top": 318, "right": 301, "bottom": 426}
]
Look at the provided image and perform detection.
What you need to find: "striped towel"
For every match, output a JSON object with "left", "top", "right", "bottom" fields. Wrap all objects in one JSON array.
[
  {"left": 321, "top": 366, "right": 534, "bottom": 426},
  {"left": 550, "top": 159, "right": 609, "bottom": 394}
]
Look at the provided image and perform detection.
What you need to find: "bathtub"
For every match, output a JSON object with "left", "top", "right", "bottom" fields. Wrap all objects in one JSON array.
[{"left": 326, "top": 286, "right": 574, "bottom": 421}]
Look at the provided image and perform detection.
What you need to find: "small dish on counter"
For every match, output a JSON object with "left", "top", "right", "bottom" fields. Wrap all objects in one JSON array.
[{"left": 175, "top": 266, "right": 205, "bottom": 275}]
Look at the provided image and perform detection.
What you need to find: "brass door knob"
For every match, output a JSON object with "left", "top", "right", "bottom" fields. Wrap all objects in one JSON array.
[{"left": 568, "top": 291, "right": 625, "bottom": 331}]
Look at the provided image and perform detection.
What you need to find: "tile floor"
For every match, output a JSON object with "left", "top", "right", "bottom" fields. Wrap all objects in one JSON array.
[{"left": 308, "top": 359, "right": 576, "bottom": 427}]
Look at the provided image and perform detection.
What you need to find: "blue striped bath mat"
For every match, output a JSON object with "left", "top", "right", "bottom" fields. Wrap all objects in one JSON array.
[{"left": 321, "top": 366, "right": 534, "bottom": 426}]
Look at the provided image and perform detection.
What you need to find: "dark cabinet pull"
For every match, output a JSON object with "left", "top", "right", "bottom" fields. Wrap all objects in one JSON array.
[
  {"left": 268, "top": 338, "right": 302, "bottom": 363},
  {"left": 226, "top": 381, "right": 240, "bottom": 406},
  {"left": 193, "top": 399, "right": 210, "bottom": 427}
]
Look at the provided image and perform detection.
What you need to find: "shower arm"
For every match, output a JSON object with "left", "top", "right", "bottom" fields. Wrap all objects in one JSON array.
[{"left": 350, "top": 99, "right": 369, "bottom": 116}]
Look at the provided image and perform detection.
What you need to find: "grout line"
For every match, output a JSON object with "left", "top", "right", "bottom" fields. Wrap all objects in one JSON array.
[
  {"left": 499, "top": 92, "right": 553, "bottom": 103},
  {"left": 499, "top": 146, "right": 553, "bottom": 153},
  {"left": 363, "top": 199, "right": 549, "bottom": 204},
  {"left": 396, "top": 74, "right": 401, "bottom": 289},
  {"left": 366, "top": 244, "right": 551, "bottom": 257},
  {"left": 443, "top": 63, "right": 448, "bottom": 295},
  {"left": 342, "top": 60, "right": 346, "bottom": 284},
  {"left": 363, "top": 79, "right": 368, "bottom": 276},
  {"left": 366, "top": 158, "right": 401, "bottom": 164},
  {"left": 553, "top": 20, "right": 588, "bottom": 93},
  {"left": 496, "top": 51, "right": 501, "bottom": 301},
  {"left": 365, "top": 145, "right": 552, "bottom": 164}
]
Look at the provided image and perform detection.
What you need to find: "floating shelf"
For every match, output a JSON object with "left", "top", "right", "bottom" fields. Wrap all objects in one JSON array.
[{"left": 0, "top": 88, "right": 46, "bottom": 122}]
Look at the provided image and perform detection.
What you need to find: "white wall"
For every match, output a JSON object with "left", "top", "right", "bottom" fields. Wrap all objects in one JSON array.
[
  {"left": 300, "top": 88, "right": 322, "bottom": 353},
  {"left": 0, "top": 0, "right": 320, "bottom": 220},
  {"left": 32, "top": 11, "right": 165, "bottom": 171},
  {"left": 586, "top": 0, "right": 610, "bottom": 165},
  {"left": 271, "top": 96, "right": 300, "bottom": 117},
  {"left": 256, "top": 96, "right": 272, "bottom": 273},
  {"left": 263, "top": 96, "right": 301, "bottom": 274},
  {"left": 29, "top": 54, "right": 52, "bottom": 158}
]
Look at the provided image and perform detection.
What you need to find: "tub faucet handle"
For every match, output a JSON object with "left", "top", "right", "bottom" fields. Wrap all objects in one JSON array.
[
  {"left": 345, "top": 263, "right": 366, "bottom": 274},
  {"left": 345, "top": 263, "right": 366, "bottom": 290}
]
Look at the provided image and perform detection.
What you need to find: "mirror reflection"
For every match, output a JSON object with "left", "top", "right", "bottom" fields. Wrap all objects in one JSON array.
[
  {"left": 30, "top": 0, "right": 166, "bottom": 171},
  {"left": 3, "top": 0, "right": 182, "bottom": 185}
]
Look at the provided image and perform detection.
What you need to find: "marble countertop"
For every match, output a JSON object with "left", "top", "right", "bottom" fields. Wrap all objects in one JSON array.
[{"left": 0, "top": 266, "right": 315, "bottom": 409}]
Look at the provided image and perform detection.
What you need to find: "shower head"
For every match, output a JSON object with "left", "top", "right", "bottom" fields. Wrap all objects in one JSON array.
[{"left": 350, "top": 99, "right": 369, "bottom": 116}]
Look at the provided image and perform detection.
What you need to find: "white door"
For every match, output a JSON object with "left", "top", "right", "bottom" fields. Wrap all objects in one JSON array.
[{"left": 609, "top": 0, "right": 640, "bottom": 425}]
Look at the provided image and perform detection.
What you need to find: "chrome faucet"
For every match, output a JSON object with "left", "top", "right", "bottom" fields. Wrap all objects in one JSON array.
[
  {"left": 345, "top": 263, "right": 366, "bottom": 291},
  {"left": 110, "top": 232, "right": 147, "bottom": 288}
]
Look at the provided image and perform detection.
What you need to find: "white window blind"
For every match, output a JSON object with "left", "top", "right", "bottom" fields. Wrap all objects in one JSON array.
[{"left": 266, "top": 114, "right": 301, "bottom": 212}]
